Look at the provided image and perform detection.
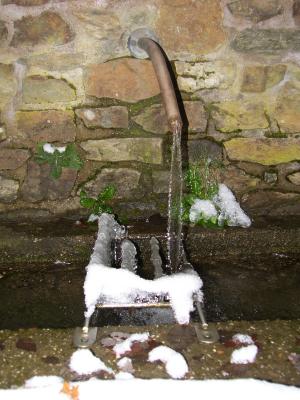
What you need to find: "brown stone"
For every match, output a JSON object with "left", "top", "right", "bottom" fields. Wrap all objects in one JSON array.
[
  {"left": 0, "top": 21, "right": 8, "bottom": 44},
  {"left": 0, "top": 176, "right": 19, "bottom": 203},
  {"left": 0, "top": 64, "right": 17, "bottom": 107},
  {"left": 81, "top": 138, "right": 163, "bottom": 165},
  {"left": 188, "top": 140, "right": 223, "bottom": 164},
  {"left": 242, "top": 191, "right": 300, "bottom": 216},
  {"left": 85, "top": 59, "right": 160, "bottom": 102},
  {"left": 152, "top": 170, "right": 170, "bottom": 194},
  {"left": 21, "top": 161, "right": 77, "bottom": 202},
  {"left": 224, "top": 138, "right": 300, "bottom": 165},
  {"left": 265, "top": 65, "right": 286, "bottom": 88},
  {"left": 0, "top": 149, "right": 30, "bottom": 170},
  {"left": 83, "top": 168, "right": 141, "bottom": 199},
  {"left": 241, "top": 66, "right": 266, "bottom": 92},
  {"left": 275, "top": 84, "right": 300, "bottom": 133},
  {"left": 16, "top": 110, "right": 76, "bottom": 146},
  {"left": 16, "top": 338, "right": 37, "bottom": 352},
  {"left": 287, "top": 171, "right": 300, "bottom": 185},
  {"left": 11, "top": 12, "right": 74, "bottom": 47},
  {"left": 221, "top": 165, "right": 260, "bottom": 195},
  {"left": 228, "top": 0, "right": 283, "bottom": 22},
  {"left": 156, "top": 0, "right": 226, "bottom": 56},
  {"left": 3, "top": 0, "right": 49, "bottom": 4},
  {"left": 133, "top": 101, "right": 207, "bottom": 134},
  {"left": 23, "top": 76, "right": 76, "bottom": 104},
  {"left": 75, "top": 107, "right": 128, "bottom": 129},
  {"left": 293, "top": 0, "right": 300, "bottom": 25}
]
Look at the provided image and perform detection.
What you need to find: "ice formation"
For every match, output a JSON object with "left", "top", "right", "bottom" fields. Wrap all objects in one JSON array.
[
  {"left": 213, "top": 184, "right": 251, "bottom": 228},
  {"left": 189, "top": 199, "right": 217, "bottom": 223},
  {"left": 69, "top": 349, "right": 113, "bottom": 375},
  {"left": 113, "top": 333, "right": 149, "bottom": 358},
  {"left": 232, "top": 333, "right": 254, "bottom": 345},
  {"left": 230, "top": 344, "right": 258, "bottom": 364},
  {"left": 189, "top": 184, "right": 251, "bottom": 228},
  {"left": 148, "top": 346, "right": 188, "bottom": 379}
]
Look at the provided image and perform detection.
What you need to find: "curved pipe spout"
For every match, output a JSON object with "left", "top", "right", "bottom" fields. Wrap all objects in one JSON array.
[{"left": 128, "top": 30, "right": 182, "bottom": 134}]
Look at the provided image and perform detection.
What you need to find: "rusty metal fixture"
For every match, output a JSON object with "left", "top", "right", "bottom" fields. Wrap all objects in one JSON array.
[{"left": 128, "top": 28, "right": 182, "bottom": 133}]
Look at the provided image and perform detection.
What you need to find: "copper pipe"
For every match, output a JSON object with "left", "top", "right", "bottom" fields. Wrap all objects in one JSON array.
[{"left": 137, "top": 37, "right": 182, "bottom": 133}]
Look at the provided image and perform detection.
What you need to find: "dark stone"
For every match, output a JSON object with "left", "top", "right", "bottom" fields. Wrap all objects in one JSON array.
[
  {"left": 42, "top": 355, "right": 60, "bottom": 364},
  {"left": 11, "top": 11, "right": 74, "bottom": 47},
  {"left": 231, "top": 29, "right": 300, "bottom": 53},
  {"left": 167, "top": 325, "right": 197, "bottom": 351},
  {"left": 0, "top": 340, "right": 5, "bottom": 350},
  {"left": 0, "top": 21, "right": 8, "bottom": 43},
  {"left": 21, "top": 161, "right": 77, "bottom": 202},
  {"left": 293, "top": 0, "right": 300, "bottom": 25},
  {"left": 242, "top": 191, "right": 300, "bottom": 216},
  {"left": 16, "top": 338, "right": 37, "bottom": 352},
  {"left": 188, "top": 139, "right": 223, "bottom": 164},
  {"left": 0, "top": 149, "right": 30, "bottom": 170},
  {"left": 228, "top": 0, "right": 283, "bottom": 22}
]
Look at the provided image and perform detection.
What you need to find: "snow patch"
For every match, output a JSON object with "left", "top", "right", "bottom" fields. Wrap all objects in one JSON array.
[
  {"left": 113, "top": 333, "right": 149, "bottom": 358},
  {"left": 24, "top": 376, "right": 63, "bottom": 388},
  {"left": 69, "top": 349, "right": 113, "bottom": 375},
  {"left": 43, "top": 143, "right": 66, "bottom": 154},
  {"left": 115, "top": 372, "right": 135, "bottom": 380},
  {"left": 148, "top": 345, "right": 188, "bottom": 379},
  {"left": 117, "top": 357, "right": 135, "bottom": 373},
  {"left": 232, "top": 334, "right": 254, "bottom": 345},
  {"left": 231, "top": 345, "right": 258, "bottom": 364},
  {"left": 189, "top": 199, "right": 217, "bottom": 223},
  {"left": 213, "top": 184, "right": 251, "bottom": 228},
  {"left": 84, "top": 263, "right": 203, "bottom": 324}
]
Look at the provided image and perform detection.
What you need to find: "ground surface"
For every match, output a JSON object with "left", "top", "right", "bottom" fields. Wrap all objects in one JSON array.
[{"left": 0, "top": 320, "right": 299, "bottom": 389}]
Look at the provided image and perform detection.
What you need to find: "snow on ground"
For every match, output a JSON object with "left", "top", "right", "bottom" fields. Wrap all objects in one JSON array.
[
  {"left": 24, "top": 376, "right": 63, "bottom": 388},
  {"left": 84, "top": 264, "right": 203, "bottom": 325},
  {"left": 113, "top": 333, "right": 149, "bottom": 358},
  {"left": 148, "top": 345, "right": 188, "bottom": 379},
  {"left": 115, "top": 372, "right": 135, "bottom": 380},
  {"left": 231, "top": 345, "right": 258, "bottom": 364},
  {"left": 117, "top": 357, "right": 135, "bottom": 373},
  {"left": 232, "top": 333, "right": 254, "bottom": 345},
  {"left": 69, "top": 349, "right": 113, "bottom": 375},
  {"left": 189, "top": 199, "right": 217, "bottom": 223},
  {"left": 1, "top": 378, "right": 300, "bottom": 400}
]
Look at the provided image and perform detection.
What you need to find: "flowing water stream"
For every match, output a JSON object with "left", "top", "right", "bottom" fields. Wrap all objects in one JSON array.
[{"left": 167, "top": 122, "right": 184, "bottom": 273}]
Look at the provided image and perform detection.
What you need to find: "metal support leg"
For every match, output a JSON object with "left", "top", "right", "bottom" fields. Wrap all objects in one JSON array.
[
  {"left": 73, "top": 317, "right": 98, "bottom": 348},
  {"left": 193, "top": 297, "right": 219, "bottom": 344}
]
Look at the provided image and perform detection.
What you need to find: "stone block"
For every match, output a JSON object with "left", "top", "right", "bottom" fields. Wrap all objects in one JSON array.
[
  {"left": 242, "top": 191, "right": 300, "bottom": 216},
  {"left": 152, "top": 170, "right": 170, "bottom": 194},
  {"left": 80, "top": 138, "right": 163, "bottom": 165},
  {"left": 0, "top": 176, "right": 19, "bottom": 203},
  {"left": 21, "top": 161, "right": 77, "bottom": 202},
  {"left": 212, "top": 101, "right": 268, "bottom": 132},
  {"left": 287, "top": 171, "right": 300, "bottom": 185},
  {"left": 16, "top": 110, "right": 76, "bottom": 146},
  {"left": 241, "top": 66, "right": 266, "bottom": 92},
  {"left": 221, "top": 165, "right": 260, "bottom": 195},
  {"left": 0, "top": 149, "right": 30, "bottom": 170},
  {"left": 293, "top": 0, "right": 300, "bottom": 25},
  {"left": 3, "top": 0, "right": 49, "bottom": 4},
  {"left": 85, "top": 59, "right": 160, "bottom": 102},
  {"left": 227, "top": 0, "right": 283, "bottom": 22},
  {"left": 11, "top": 11, "right": 74, "bottom": 47},
  {"left": 265, "top": 64, "right": 286, "bottom": 88},
  {"left": 23, "top": 76, "right": 76, "bottom": 105},
  {"left": 224, "top": 138, "right": 300, "bottom": 165},
  {"left": 75, "top": 107, "right": 128, "bottom": 129},
  {"left": 133, "top": 101, "right": 207, "bottom": 134},
  {"left": 0, "top": 64, "right": 17, "bottom": 107},
  {"left": 0, "top": 21, "right": 8, "bottom": 44},
  {"left": 231, "top": 29, "right": 300, "bottom": 53},
  {"left": 83, "top": 168, "right": 141, "bottom": 199},
  {"left": 188, "top": 140, "right": 223, "bottom": 164},
  {"left": 175, "top": 61, "right": 236, "bottom": 92},
  {"left": 156, "top": 0, "right": 226, "bottom": 56},
  {"left": 275, "top": 84, "right": 300, "bottom": 133}
]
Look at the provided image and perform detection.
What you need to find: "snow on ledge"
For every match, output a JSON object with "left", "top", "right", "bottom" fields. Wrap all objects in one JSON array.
[
  {"left": 69, "top": 349, "right": 113, "bottom": 375},
  {"left": 231, "top": 345, "right": 258, "bottom": 365},
  {"left": 148, "top": 345, "right": 188, "bottom": 379}
]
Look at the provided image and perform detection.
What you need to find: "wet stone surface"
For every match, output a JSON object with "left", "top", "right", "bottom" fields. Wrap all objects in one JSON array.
[{"left": 0, "top": 320, "right": 299, "bottom": 388}]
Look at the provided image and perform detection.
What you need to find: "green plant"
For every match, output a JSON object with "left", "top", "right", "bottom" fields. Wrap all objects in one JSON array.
[
  {"left": 34, "top": 143, "right": 83, "bottom": 179},
  {"left": 182, "top": 156, "right": 223, "bottom": 227},
  {"left": 79, "top": 185, "right": 116, "bottom": 216}
]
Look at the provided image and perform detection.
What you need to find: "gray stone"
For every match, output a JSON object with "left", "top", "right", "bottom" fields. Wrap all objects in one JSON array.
[
  {"left": 287, "top": 171, "right": 300, "bottom": 185},
  {"left": 0, "top": 176, "right": 19, "bottom": 203},
  {"left": 23, "top": 76, "right": 76, "bottom": 105},
  {"left": 188, "top": 140, "right": 223, "bottom": 164},
  {"left": 231, "top": 29, "right": 300, "bottom": 53},
  {"left": 83, "top": 168, "right": 141, "bottom": 199},
  {"left": 0, "top": 149, "right": 30, "bottom": 170},
  {"left": 242, "top": 190, "right": 300, "bottom": 216},
  {"left": 264, "top": 171, "right": 278, "bottom": 184},
  {"left": 228, "top": 0, "right": 283, "bottom": 22},
  {"left": 152, "top": 170, "right": 170, "bottom": 194},
  {"left": 75, "top": 107, "right": 128, "bottom": 129},
  {"left": 80, "top": 138, "right": 163, "bottom": 165},
  {"left": 21, "top": 161, "right": 77, "bottom": 202}
]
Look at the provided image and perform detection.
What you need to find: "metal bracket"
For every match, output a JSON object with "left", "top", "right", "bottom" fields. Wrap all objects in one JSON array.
[
  {"left": 193, "top": 297, "right": 219, "bottom": 344},
  {"left": 128, "top": 28, "right": 159, "bottom": 59},
  {"left": 73, "top": 326, "right": 98, "bottom": 348}
]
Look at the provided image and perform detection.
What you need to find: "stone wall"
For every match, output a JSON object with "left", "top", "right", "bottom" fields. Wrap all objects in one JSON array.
[{"left": 0, "top": 0, "right": 300, "bottom": 221}]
